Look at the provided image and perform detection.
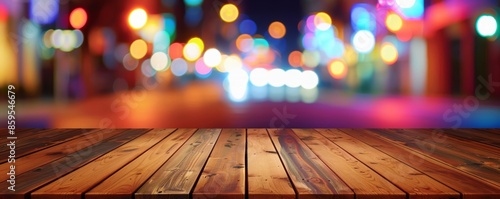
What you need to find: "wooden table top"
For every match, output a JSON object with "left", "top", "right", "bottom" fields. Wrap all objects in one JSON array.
[{"left": 0, "top": 128, "right": 499, "bottom": 199}]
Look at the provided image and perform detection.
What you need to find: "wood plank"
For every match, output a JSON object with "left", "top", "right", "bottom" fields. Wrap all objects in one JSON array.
[
  {"left": 31, "top": 129, "right": 174, "bottom": 199},
  {"left": 0, "top": 129, "right": 124, "bottom": 182},
  {"left": 86, "top": 129, "right": 196, "bottom": 199},
  {"left": 0, "top": 129, "right": 150, "bottom": 199},
  {"left": 135, "top": 129, "right": 221, "bottom": 199},
  {"left": 246, "top": 129, "right": 295, "bottom": 199},
  {"left": 480, "top": 129, "right": 500, "bottom": 135},
  {"left": 432, "top": 129, "right": 499, "bottom": 147},
  {"left": 292, "top": 129, "right": 405, "bottom": 199},
  {"left": 267, "top": 129, "right": 353, "bottom": 199},
  {"left": 371, "top": 129, "right": 500, "bottom": 185},
  {"left": 343, "top": 129, "right": 500, "bottom": 199},
  {"left": 318, "top": 129, "right": 460, "bottom": 199},
  {"left": 0, "top": 129, "right": 73, "bottom": 152},
  {"left": 0, "top": 129, "right": 92, "bottom": 164},
  {"left": 192, "top": 129, "right": 246, "bottom": 199}
]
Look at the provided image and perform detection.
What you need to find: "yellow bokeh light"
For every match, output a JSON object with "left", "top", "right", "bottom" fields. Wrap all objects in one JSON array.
[
  {"left": 183, "top": 37, "right": 204, "bottom": 61},
  {"left": 128, "top": 8, "right": 148, "bottom": 29},
  {"left": 130, "top": 39, "right": 148, "bottom": 59},
  {"left": 386, "top": 13, "right": 403, "bottom": 32},
  {"left": 220, "top": 4, "right": 239, "bottom": 23},
  {"left": 268, "top": 21, "right": 286, "bottom": 39},
  {"left": 188, "top": 37, "right": 205, "bottom": 52},
  {"left": 328, "top": 60, "right": 347, "bottom": 79},
  {"left": 314, "top": 12, "right": 332, "bottom": 31},
  {"left": 381, "top": 42, "right": 398, "bottom": 65}
]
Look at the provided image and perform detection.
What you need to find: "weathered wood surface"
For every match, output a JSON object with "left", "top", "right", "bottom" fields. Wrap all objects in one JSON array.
[
  {"left": 268, "top": 129, "right": 354, "bottom": 199},
  {"left": 0, "top": 128, "right": 497, "bottom": 199},
  {"left": 86, "top": 129, "right": 196, "bottom": 199},
  {"left": 247, "top": 129, "right": 295, "bottom": 199},
  {"left": 192, "top": 129, "right": 246, "bottom": 199},
  {"left": 135, "top": 129, "right": 221, "bottom": 199}
]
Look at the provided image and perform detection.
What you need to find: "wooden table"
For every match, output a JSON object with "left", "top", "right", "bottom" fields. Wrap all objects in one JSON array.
[{"left": 0, "top": 129, "right": 499, "bottom": 199}]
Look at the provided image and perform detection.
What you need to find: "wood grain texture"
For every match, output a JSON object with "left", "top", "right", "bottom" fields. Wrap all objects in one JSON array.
[
  {"left": 319, "top": 129, "right": 460, "bottom": 199},
  {"left": 344, "top": 129, "right": 500, "bottom": 199},
  {"left": 0, "top": 129, "right": 150, "bottom": 199},
  {"left": 247, "top": 129, "right": 295, "bottom": 199},
  {"left": 86, "top": 129, "right": 196, "bottom": 199},
  {"left": 0, "top": 129, "right": 124, "bottom": 182},
  {"left": 31, "top": 129, "right": 172, "bottom": 199},
  {"left": 135, "top": 129, "right": 221, "bottom": 199},
  {"left": 0, "top": 129, "right": 85, "bottom": 162},
  {"left": 9, "top": 129, "right": 85, "bottom": 157},
  {"left": 268, "top": 129, "right": 353, "bottom": 199},
  {"left": 192, "top": 129, "right": 246, "bottom": 199},
  {"left": 371, "top": 129, "right": 500, "bottom": 185},
  {"left": 445, "top": 129, "right": 500, "bottom": 147},
  {"left": 292, "top": 129, "right": 405, "bottom": 199}
]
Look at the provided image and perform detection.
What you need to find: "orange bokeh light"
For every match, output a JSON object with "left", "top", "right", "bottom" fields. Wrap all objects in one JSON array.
[
  {"left": 69, "top": 8, "right": 87, "bottom": 29},
  {"left": 288, "top": 51, "right": 303, "bottom": 67},
  {"left": 268, "top": 21, "right": 286, "bottom": 39}
]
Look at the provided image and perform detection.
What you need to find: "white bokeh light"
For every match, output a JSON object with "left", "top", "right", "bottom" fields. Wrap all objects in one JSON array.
[
  {"left": 249, "top": 68, "right": 269, "bottom": 87},
  {"left": 268, "top": 68, "right": 286, "bottom": 87},
  {"left": 300, "top": 70, "right": 319, "bottom": 89},
  {"left": 352, "top": 30, "right": 375, "bottom": 54}
]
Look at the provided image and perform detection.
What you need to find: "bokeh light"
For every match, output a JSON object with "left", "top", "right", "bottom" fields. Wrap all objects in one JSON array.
[
  {"left": 30, "top": 0, "right": 59, "bottom": 25},
  {"left": 223, "top": 55, "right": 243, "bottom": 72},
  {"left": 268, "top": 68, "right": 286, "bottom": 87},
  {"left": 69, "top": 8, "right": 87, "bottom": 29},
  {"left": 203, "top": 48, "right": 222, "bottom": 67},
  {"left": 395, "top": 0, "right": 416, "bottom": 8},
  {"left": 285, "top": 69, "right": 302, "bottom": 88},
  {"left": 123, "top": 53, "right": 139, "bottom": 71},
  {"left": 352, "top": 30, "right": 375, "bottom": 54},
  {"left": 288, "top": 51, "right": 303, "bottom": 67},
  {"left": 195, "top": 58, "right": 212, "bottom": 76},
  {"left": 130, "top": 39, "right": 148, "bottom": 59},
  {"left": 171, "top": 58, "right": 188, "bottom": 76},
  {"left": 220, "top": 4, "right": 239, "bottom": 23},
  {"left": 250, "top": 68, "right": 268, "bottom": 87},
  {"left": 381, "top": 42, "right": 399, "bottom": 65},
  {"left": 236, "top": 34, "right": 254, "bottom": 52},
  {"left": 153, "top": 31, "right": 170, "bottom": 52},
  {"left": 183, "top": 43, "right": 202, "bottom": 61},
  {"left": 268, "top": 21, "right": 286, "bottom": 39},
  {"left": 184, "top": 0, "right": 203, "bottom": 7},
  {"left": 476, "top": 15, "right": 498, "bottom": 38},
  {"left": 239, "top": 19, "right": 257, "bottom": 35},
  {"left": 386, "top": 12, "right": 403, "bottom": 32},
  {"left": 128, "top": 8, "right": 148, "bottom": 29},
  {"left": 302, "top": 50, "right": 320, "bottom": 68},
  {"left": 185, "top": 6, "right": 203, "bottom": 27},
  {"left": 169, "top": 43, "right": 184, "bottom": 59},
  {"left": 351, "top": 4, "right": 376, "bottom": 32},
  {"left": 151, "top": 52, "right": 170, "bottom": 71},
  {"left": 328, "top": 60, "right": 347, "bottom": 79},
  {"left": 314, "top": 12, "right": 332, "bottom": 31},
  {"left": 141, "top": 59, "right": 156, "bottom": 77},
  {"left": 300, "top": 70, "right": 319, "bottom": 89}
]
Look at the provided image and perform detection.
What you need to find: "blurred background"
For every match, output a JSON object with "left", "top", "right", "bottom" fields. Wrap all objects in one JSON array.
[{"left": 0, "top": 0, "right": 499, "bottom": 128}]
